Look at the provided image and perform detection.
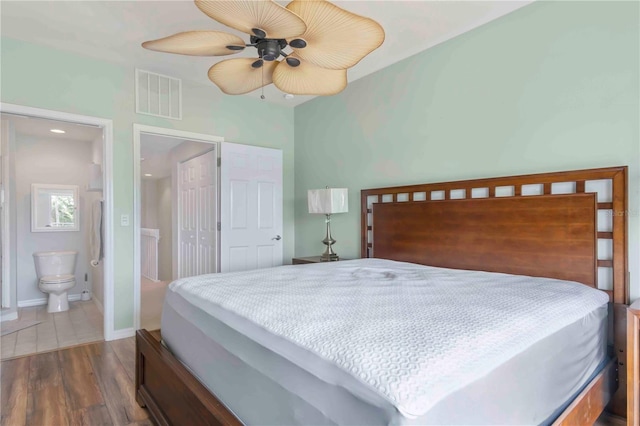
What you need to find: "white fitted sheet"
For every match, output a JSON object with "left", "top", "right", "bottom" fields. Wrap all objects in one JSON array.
[{"left": 162, "top": 259, "right": 609, "bottom": 425}]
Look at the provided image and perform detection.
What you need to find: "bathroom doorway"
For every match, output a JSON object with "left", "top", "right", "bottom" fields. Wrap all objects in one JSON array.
[
  {"left": 133, "top": 124, "right": 222, "bottom": 331},
  {"left": 0, "top": 104, "right": 115, "bottom": 359}
]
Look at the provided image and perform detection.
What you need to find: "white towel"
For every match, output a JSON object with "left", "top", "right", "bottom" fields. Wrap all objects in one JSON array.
[{"left": 90, "top": 200, "right": 103, "bottom": 267}]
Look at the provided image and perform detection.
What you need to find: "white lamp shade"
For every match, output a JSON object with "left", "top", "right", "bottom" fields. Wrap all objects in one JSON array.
[{"left": 308, "top": 188, "right": 348, "bottom": 214}]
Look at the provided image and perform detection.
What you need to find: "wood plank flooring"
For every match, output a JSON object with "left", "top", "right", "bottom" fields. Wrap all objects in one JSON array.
[
  {"left": 0, "top": 337, "right": 150, "bottom": 426},
  {"left": 0, "top": 329, "right": 625, "bottom": 426}
]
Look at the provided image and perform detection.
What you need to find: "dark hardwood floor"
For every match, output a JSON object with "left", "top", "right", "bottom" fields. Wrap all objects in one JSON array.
[
  {"left": 0, "top": 329, "right": 624, "bottom": 426},
  {"left": 1, "top": 337, "right": 151, "bottom": 426}
]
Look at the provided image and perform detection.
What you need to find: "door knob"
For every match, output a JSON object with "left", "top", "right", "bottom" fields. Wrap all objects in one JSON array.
[{"left": 272, "top": 235, "right": 282, "bottom": 241}]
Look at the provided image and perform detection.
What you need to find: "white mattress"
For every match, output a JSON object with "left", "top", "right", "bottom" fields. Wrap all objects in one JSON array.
[{"left": 161, "top": 259, "right": 609, "bottom": 425}]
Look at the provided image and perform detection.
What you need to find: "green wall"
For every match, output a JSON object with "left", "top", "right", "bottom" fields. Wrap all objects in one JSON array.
[
  {"left": 1, "top": 37, "right": 295, "bottom": 330},
  {"left": 294, "top": 1, "right": 640, "bottom": 300}
]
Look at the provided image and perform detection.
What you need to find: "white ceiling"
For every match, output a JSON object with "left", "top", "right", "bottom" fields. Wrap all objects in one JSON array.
[
  {"left": 0, "top": 1, "right": 532, "bottom": 107},
  {"left": 1, "top": 113, "right": 103, "bottom": 142}
]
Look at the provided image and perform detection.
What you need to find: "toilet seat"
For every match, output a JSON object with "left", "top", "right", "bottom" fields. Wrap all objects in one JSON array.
[{"left": 40, "top": 274, "right": 75, "bottom": 284}]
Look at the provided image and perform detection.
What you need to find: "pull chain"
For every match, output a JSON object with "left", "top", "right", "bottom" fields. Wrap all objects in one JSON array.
[{"left": 260, "top": 62, "right": 265, "bottom": 100}]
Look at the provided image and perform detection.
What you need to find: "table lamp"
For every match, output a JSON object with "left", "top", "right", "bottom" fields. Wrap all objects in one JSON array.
[{"left": 307, "top": 187, "right": 348, "bottom": 261}]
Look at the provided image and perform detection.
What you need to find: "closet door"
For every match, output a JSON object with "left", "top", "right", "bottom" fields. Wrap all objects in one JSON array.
[
  {"left": 220, "top": 143, "right": 283, "bottom": 273},
  {"left": 195, "top": 150, "right": 217, "bottom": 275},
  {"left": 178, "top": 149, "right": 217, "bottom": 278}
]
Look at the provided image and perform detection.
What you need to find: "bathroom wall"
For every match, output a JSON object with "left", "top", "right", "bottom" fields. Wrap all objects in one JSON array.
[
  {"left": 156, "top": 177, "right": 172, "bottom": 282},
  {"left": 15, "top": 134, "right": 93, "bottom": 305},
  {"left": 86, "top": 135, "right": 104, "bottom": 310}
]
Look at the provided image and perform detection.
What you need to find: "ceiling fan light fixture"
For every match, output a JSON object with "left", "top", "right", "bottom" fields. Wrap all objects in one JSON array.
[
  {"left": 252, "top": 28, "right": 267, "bottom": 38},
  {"left": 289, "top": 39, "right": 307, "bottom": 49},
  {"left": 285, "top": 57, "right": 301, "bottom": 67}
]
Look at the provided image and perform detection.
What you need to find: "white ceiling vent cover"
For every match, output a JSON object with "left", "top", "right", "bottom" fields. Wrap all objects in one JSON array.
[{"left": 136, "top": 69, "right": 182, "bottom": 120}]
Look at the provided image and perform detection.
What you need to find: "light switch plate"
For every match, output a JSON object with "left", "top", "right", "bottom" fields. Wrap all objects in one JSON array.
[{"left": 121, "top": 214, "right": 130, "bottom": 226}]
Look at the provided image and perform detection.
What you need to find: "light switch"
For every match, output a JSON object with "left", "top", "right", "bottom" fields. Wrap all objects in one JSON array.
[{"left": 121, "top": 214, "right": 130, "bottom": 226}]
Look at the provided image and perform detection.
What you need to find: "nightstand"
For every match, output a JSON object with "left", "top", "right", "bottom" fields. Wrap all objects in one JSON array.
[{"left": 292, "top": 256, "right": 350, "bottom": 264}]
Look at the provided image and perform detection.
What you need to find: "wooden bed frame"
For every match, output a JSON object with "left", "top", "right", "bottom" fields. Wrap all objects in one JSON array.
[{"left": 136, "top": 166, "right": 628, "bottom": 425}]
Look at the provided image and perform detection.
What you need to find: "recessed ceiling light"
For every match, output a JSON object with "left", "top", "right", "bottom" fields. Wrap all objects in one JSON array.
[
  {"left": 141, "top": 157, "right": 146, "bottom": 161},
  {"left": 144, "top": 173, "right": 153, "bottom": 177},
  {"left": 283, "top": 94, "right": 295, "bottom": 100},
  {"left": 50, "top": 129, "right": 66, "bottom": 134}
]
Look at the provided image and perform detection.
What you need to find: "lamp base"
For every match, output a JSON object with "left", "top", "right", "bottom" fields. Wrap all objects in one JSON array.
[{"left": 320, "top": 214, "right": 339, "bottom": 262}]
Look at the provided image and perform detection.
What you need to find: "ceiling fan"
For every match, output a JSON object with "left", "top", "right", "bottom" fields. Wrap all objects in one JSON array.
[{"left": 142, "top": 0, "right": 385, "bottom": 97}]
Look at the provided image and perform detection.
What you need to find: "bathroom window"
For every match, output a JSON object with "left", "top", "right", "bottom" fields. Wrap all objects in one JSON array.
[
  {"left": 50, "top": 194, "right": 76, "bottom": 228},
  {"left": 32, "top": 184, "right": 80, "bottom": 232}
]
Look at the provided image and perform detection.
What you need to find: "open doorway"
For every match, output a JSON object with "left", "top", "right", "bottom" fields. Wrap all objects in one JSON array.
[
  {"left": 0, "top": 104, "right": 115, "bottom": 358},
  {"left": 134, "top": 125, "right": 222, "bottom": 330}
]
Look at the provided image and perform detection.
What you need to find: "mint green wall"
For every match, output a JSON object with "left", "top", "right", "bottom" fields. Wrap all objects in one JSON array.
[
  {"left": 294, "top": 2, "right": 640, "bottom": 300},
  {"left": 1, "top": 37, "right": 295, "bottom": 330}
]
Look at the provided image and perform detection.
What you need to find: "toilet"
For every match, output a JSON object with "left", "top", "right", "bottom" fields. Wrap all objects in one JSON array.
[{"left": 33, "top": 251, "right": 78, "bottom": 313}]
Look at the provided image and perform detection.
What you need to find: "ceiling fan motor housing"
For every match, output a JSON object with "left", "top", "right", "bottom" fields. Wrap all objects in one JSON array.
[{"left": 253, "top": 37, "right": 288, "bottom": 61}]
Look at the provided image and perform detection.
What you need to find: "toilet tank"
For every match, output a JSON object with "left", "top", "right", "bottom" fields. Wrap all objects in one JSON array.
[{"left": 33, "top": 251, "right": 78, "bottom": 278}]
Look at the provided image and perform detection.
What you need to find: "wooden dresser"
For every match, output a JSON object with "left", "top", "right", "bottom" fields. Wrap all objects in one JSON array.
[{"left": 629, "top": 299, "right": 640, "bottom": 425}]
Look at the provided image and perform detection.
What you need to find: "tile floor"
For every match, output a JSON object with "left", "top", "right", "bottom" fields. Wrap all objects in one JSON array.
[{"left": 0, "top": 300, "right": 103, "bottom": 360}]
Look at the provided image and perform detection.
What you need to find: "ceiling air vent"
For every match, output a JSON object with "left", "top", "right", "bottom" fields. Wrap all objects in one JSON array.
[{"left": 136, "top": 69, "right": 182, "bottom": 120}]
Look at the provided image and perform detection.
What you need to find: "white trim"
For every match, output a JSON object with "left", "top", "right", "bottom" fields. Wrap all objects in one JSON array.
[
  {"left": 0, "top": 102, "right": 115, "bottom": 341},
  {"left": 18, "top": 293, "right": 82, "bottom": 308},
  {"left": 1, "top": 118, "right": 12, "bottom": 308},
  {"left": 0, "top": 311, "right": 18, "bottom": 322},
  {"left": 110, "top": 327, "right": 135, "bottom": 340},
  {"left": 133, "top": 124, "right": 223, "bottom": 331}
]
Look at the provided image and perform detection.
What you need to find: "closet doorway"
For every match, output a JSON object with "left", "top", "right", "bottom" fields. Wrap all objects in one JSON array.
[
  {"left": 134, "top": 126, "right": 222, "bottom": 330},
  {"left": 133, "top": 124, "right": 284, "bottom": 331}
]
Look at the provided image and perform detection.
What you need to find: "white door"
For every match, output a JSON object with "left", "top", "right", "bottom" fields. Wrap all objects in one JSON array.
[
  {"left": 220, "top": 143, "right": 283, "bottom": 273},
  {"left": 178, "top": 149, "right": 217, "bottom": 278}
]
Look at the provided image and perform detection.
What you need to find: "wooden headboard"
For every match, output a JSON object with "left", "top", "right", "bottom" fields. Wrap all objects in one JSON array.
[
  {"left": 372, "top": 194, "right": 597, "bottom": 287},
  {"left": 361, "top": 166, "right": 628, "bottom": 304},
  {"left": 361, "top": 166, "right": 629, "bottom": 415}
]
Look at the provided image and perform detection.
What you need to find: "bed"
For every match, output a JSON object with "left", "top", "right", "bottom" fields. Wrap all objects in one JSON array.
[{"left": 136, "top": 166, "right": 628, "bottom": 425}]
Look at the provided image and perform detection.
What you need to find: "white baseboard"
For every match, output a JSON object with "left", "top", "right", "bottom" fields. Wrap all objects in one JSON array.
[
  {"left": 108, "top": 327, "right": 135, "bottom": 341},
  {"left": 0, "top": 310, "right": 18, "bottom": 322},
  {"left": 93, "top": 296, "right": 104, "bottom": 315},
  {"left": 18, "top": 293, "right": 82, "bottom": 308}
]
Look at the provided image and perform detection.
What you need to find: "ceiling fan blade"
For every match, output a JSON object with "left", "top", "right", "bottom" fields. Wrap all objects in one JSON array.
[
  {"left": 208, "top": 58, "right": 278, "bottom": 95},
  {"left": 195, "top": 0, "right": 306, "bottom": 40},
  {"left": 285, "top": 0, "right": 384, "bottom": 70},
  {"left": 272, "top": 56, "right": 347, "bottom": 96},
  {"left": 142, "top": 31, "right": 245, "bottom": 56}
]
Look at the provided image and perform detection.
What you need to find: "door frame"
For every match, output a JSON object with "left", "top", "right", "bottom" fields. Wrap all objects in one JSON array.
[
  {"left": 0, "top": 103, "right": 116, "bottom": 339},
  {"left": 133, "top": 124, "right": 223, "bottom": 330}
]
